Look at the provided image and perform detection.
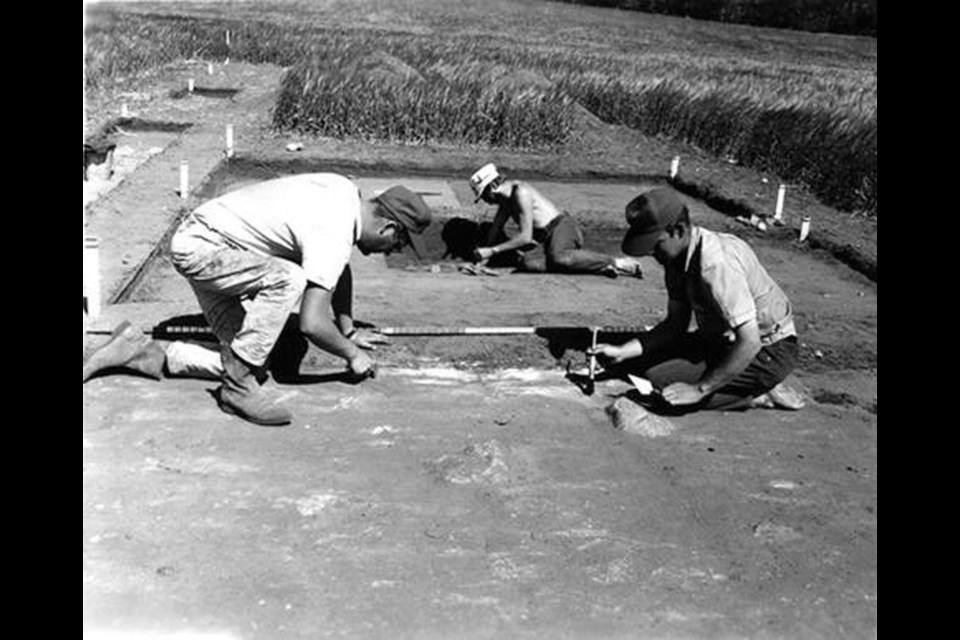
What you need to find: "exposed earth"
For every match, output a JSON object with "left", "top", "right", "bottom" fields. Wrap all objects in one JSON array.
[{"left": 83, "top": 61, "right": 877, "bottom": 639}]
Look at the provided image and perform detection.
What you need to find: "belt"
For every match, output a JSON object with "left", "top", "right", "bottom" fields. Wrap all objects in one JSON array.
[{"left": 532, "top": 212, "right": 571, "bottom": 244}]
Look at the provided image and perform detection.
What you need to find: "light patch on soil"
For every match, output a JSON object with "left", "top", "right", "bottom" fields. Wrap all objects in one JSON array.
[
  {"left": 435, "top": 593, "right": 501, "bottom": 608},
  {"left": 744, "top": 492, "right": 815, "bottom": 506},
  {"left": 593, "top": 556, "right": 637, "bottom": 585},
  {"left": 147, "top": 456, "right": 259, "bottom": 476},
  {"left": 276, "top": 493, "right": 341, "bottom": 517},
  {"left": 426, "top": 439, "right": 510, "bottom": 485},
  {"left": 311, "top": 395, "right": 364, "bottom": 413},
  {"left": 753, "top": 520, "right": 804, "bottom": 543},
  {"left": 549, "top": 527, "right": 610, "bottom": 539},
  {"left": 370, "top": 425, "right": 398, "bottom": 435},
  {"left": 488, "top": 552, "right": 539, "bottom": 582},
  {"left": 650, "top": 565, "right": 729, "bottom": 588},
  {"left": 769, "top": 480, "right": 801, "bottom": 490}
]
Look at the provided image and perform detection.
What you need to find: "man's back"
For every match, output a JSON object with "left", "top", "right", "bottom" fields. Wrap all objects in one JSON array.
[
  {"left": 502, "top": 181, "right": 562, "bottom": 230},
  {"left": 193, "top": 173, "right": 362, "bottom": 289},
  {"left": 668, "top": 226, "right": 795, "bottom": 345}
]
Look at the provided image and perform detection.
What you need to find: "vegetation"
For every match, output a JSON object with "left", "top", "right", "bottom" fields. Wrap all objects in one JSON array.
[
  {"left": 273, "top": 54, "right": 576, "bottom": 149},
  {"left": 554, "top": 0, "right": 877, "bottom": 36},
  {"left": 83, "top": 1, "right": 877, "bottom": 215}
]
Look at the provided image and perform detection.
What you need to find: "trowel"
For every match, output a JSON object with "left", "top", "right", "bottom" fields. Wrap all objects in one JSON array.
[{"left": 627, "top": 374, "right": 658, "bottom": 396}]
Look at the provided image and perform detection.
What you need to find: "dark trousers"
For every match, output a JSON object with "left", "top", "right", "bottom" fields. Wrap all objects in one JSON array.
[
  {"left": 518, "top": 214, "right": 615, "bottom": 274},
  {"left": 613, "top": 333, "right": 799, "bottom": 413}
]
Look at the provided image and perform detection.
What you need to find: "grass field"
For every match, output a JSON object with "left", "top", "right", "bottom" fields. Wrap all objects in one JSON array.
[{"left": 84, "top": 0, "right": 877, "bottom": 215}]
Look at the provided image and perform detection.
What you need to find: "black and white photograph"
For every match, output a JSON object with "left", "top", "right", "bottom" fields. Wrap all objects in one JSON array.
[{"left": 83, "top": 1, "right": 877, "bottom": 637}]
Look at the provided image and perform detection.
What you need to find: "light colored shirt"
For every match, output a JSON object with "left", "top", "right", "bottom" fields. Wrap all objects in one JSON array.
[
  {"left": 666, "top": 226, "right": 796, "bottom": 345},
  {"left": 194, "top": 173, "right": 362, "bottom": 289}
]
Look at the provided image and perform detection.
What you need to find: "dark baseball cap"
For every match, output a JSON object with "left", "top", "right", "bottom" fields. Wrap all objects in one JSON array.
[
  {"left": 621, "top": 188, "right": 686, "bottom": 257},
  {"left": 374, "top": 186, "right": 433, "bottom": 257}
]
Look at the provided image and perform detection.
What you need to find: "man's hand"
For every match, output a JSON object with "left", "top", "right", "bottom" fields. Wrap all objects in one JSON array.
[
  {"left": 349, "top": 328, "right": 389, "bottom": 351},
  {"left": 661, "top": 382, "right": 706, "bottom": 406},
  {"left": 473, "top": 247, "right": 495, "bottom": 263},
  {"left": 588, "top": 342, "right": 638, "bottom": 366},
  {"left": 348, "top": 350, "right": 376, "bottom": 380}
]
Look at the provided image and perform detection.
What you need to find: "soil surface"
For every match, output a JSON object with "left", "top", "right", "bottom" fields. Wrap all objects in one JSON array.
[{"left": 84, "top": 61, "right": 877, "bottom": 639}]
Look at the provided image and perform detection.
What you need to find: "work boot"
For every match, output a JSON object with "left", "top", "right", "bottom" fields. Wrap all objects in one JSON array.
[
  {"left": 218, "top": 346, "right": 292, "bottom": 426},
  {"left": 83, "top": 320, "right": 166, "bottom": 383}
]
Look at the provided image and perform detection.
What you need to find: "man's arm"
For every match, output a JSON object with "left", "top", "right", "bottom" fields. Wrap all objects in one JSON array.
[
  {"left": 696, "top": 318, "right": 762, "bottom": 394},
  {"left": 484, "top": 204, "right": 513, "bottom": 247},
  {"left": 331, "top": 265, "right": 389, "bottom": 350},
  {"left": 591, "top": 299, "right": 690, "bottom": 365},
  {"left": 476, "top": 185, "right": 536, "bottom": 261},
  {"left": 661, "top": 318, "right": 762, "bottom": 406},
  {"left": 331, "top": 265, "right": 354, "bottom": 336},
  {"left": 661, "top": 245, "right": 764, "bottom": 406},
  {"left": 299, "top": 283, "right": 374, "bottom": 376}
]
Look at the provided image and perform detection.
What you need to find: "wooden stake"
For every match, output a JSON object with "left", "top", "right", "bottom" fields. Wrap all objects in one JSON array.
[
  {"left": 587, "top": 327, "right": 599, "bottom": 394},
  {"left": 670, "top": 156, "right": 680, "bottom": 179},
  {"left": 225, "top": 124, "right": 235, "bottom": 158},
  {"left": 179, "top": 160, "right": 189, "bottom": 199},
  {"left": 774, "top": 184, "right": 786, "bottom": 221},
  {"left": 83, "top": 237, "right": 102, "bottom": 318}
]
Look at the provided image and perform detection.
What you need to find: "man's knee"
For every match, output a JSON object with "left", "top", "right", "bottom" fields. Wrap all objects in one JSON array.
[
  {"left": 266, "top": 263, "right": 307, "bottom": 301},
  {"left": 517, "top": 253, "right": 547, "bottom": 272},
  {"left": 551, "top": 251, "right": 574, "bottom": 268},
  {"left": 548, "top": 250, "right": 577, "bottom": 271}
]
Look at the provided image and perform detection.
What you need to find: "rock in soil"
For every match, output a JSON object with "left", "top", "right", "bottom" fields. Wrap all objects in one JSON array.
[{"left": 606, "top": 396, "right": 676, "bottom": 437}]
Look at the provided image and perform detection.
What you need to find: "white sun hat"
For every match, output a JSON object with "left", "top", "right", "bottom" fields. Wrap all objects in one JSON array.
[{"left": 469, "top": 163, "right": 501, "bottom": 202}]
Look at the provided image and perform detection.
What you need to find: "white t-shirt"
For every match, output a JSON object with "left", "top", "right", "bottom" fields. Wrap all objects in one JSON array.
[{"left": 194, "top": 173, "right": 362, "bottom": 289}]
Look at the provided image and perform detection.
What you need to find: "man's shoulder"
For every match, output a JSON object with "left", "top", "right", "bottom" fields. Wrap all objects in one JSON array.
[
  {"left": 507, "top": 180, "right": 531, "bottom": 198},
  {"left": 289, "top": 173, "right": 355, "bottom": 189},
  {"left": 509, "top": 181, "right": 558, "bottom": 213},
  {"left": 222, "top": 173, "right": 354, "bottom": 197},
  {"left": 697, "top": 227, "right": 756, "bottom": 269}
]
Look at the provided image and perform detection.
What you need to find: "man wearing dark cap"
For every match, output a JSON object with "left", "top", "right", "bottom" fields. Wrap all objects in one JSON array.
[
  {"left": 156, "top": 173, "right": 433, "bottom": 426},
  {"left": 590, "top": 188, "right": 804, "bottom": 411}
]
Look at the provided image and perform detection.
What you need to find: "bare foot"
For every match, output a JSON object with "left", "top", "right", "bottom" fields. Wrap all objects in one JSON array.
[{"left": 614, "top": 257, "right": 644, "bottom": 278}]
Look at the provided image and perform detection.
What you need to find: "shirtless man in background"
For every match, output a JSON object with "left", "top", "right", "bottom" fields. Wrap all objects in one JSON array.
[{"left": 468, "top": 163, "right": 643, "bottom": 277}]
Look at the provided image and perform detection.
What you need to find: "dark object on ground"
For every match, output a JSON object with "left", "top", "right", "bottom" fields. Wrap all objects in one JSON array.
[{"left": 84, "top": 140, "right": 116, "bottom": 181}]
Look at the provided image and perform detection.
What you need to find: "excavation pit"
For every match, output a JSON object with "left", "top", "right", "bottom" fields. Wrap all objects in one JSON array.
[
  {"left": 100, "top": 117, "right": 193, "bottom": 135},
  {"left": 193, "top": 158, "right": 640, "bottom": 270},
  {"left": 83, "top": 119, "right": 195, "bottom": 206},
  {"left": 169, "top": 86, "right": 242, "bottom": 99}
]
